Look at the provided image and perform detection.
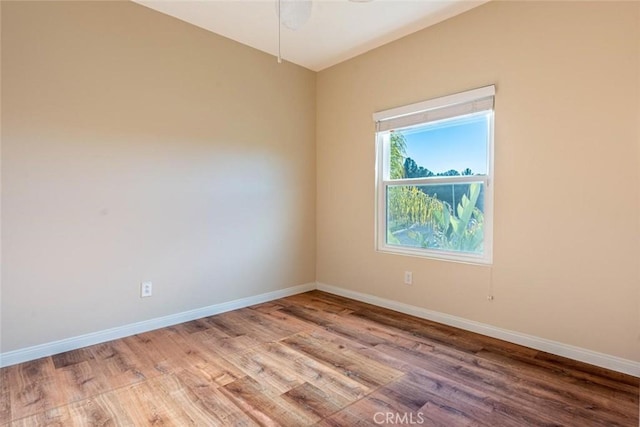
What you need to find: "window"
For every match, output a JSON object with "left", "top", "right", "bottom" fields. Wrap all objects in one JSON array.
[{"left": 374, "top": 86, "right": 494, "bottom": 264}]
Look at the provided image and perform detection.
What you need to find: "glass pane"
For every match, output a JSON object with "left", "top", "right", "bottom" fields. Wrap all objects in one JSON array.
[
  {"left": 386, "top": 182, "right": 485, "bottom": 254},
  {"left": 394, "top": 112, "right": 489, "bottom": 178}
]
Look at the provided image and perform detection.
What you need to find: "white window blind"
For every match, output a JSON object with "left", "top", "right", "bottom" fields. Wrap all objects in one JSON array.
[{"left": 373, "top": 85, "right": 495, "bottom": 132}]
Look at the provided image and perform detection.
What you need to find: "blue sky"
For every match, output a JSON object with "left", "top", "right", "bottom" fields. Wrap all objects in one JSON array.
[{"left": 401, "top": 113, "right": 489, "bottom": 175}]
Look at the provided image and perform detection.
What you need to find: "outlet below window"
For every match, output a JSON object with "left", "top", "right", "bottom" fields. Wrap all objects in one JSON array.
[{"left": 404, "top": 271, "right": 413, "bottom": 285}]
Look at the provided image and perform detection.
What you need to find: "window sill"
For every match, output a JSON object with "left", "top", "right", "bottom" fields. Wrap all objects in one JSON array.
[{"left": 377, "top": 245, "right": 492, "bottom": 266}]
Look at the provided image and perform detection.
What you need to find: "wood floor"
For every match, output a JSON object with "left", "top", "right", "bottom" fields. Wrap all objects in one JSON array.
[{"left": 1, "top": 291, "right": 638, "bottom": 426}]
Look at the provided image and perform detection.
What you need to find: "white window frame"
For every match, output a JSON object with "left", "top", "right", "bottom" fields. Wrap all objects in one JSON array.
[{"left": 374, "top": 86, "right": 495, "bottom": 265}]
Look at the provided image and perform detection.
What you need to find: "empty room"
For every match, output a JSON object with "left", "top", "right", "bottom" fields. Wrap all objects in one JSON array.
[{"left": 1, "top": 0, "right": 639, "bottom": 425}]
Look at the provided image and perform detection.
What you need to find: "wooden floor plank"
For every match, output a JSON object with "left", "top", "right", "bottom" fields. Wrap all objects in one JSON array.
[
  {"left": 143, "top": 373, "right": 233, "bottom": 425},
  {"left": 375, "top": 341, "right": 635, "bottom": 426},
  {"left": 278, "top": 305, "right": 343, "bottom": 329},
  {"left": 7, "top": 358, "right": 66, "bottom": 420},
  {"left": 0, "top": 366, "right": 11, "bottom": 425},
  {"left": 53, "top": 360, "right": 110, "bottom": 406},
  {"left": 173, "top": 369, "right": 259, "bottom": 426},
  {"left": 201, "top": 309, "right": 289, "bottom": 341},
  {"left": 258, "top": 307, "right": 319, "bottom": 335},
  {"left": 234, "top": 307, "right": 314, "bottom": 339},
  {"left": 248, "top": 301, "right": 286, "bottom": 314},
  {"left": 222, "top": 345, "right": 304, "bottom": 394},
  {"left": 50, "top": 347, "right": 95, "bottom": 370},
  {"left": 108, "top": 374, "right": 207, "bottom": 426},
  {"left": 379, "top": 368, "right": 551, "bottom": 427},
  {"left": 282, "top": 381, "right": 350, "bottom": 419},
  {"left": 195, "top": 333, "right": 261, "bottom": 359},
  {"left": 87, "top": 339, "right": 157, "bottom": 390},
  {"left": 158, "top": 328, "right": 247, "bottom": 387},
  {"left": 1, "top": 290, "right": 637, "bottom": 426},
  {"left": 317, "top": 390, "right": 419, "bottom": 427},
  {"left": 119, "top": 333, "right": 177, "bottom": 375},
  {"left": 350, "top": 306, "right": 486, "bottom": 353},
  {"left": 280, "top": 292, "right": 355, "bottom": 315},
  {"left": 222, "top": 375, "right": 320, "bottom": 426},
  {"left": 282, "top": 331, "right": 404, "bottom": 389},
  {"left": 535, "top": 351, "right": 640, "bottom": 388},
  {"left": 476, "top": 349, "right": 639, "bottom": 411},
  {"left": 258, "top": 342, "right": 371, "bottom": 403},
  {"left": 9, "top": 405, "right": 72, "bottom": 427},
  {"left": 67, "top": 389, "right": 135, "bottom": 426}
]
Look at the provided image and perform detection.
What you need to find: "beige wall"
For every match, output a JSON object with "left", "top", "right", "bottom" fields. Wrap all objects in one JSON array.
[
  {"left": 1, "top": 1, "right": 316, "bottom": 352},
  {"left": 317, "top": 1, "right": 640, "bottom": 361}
]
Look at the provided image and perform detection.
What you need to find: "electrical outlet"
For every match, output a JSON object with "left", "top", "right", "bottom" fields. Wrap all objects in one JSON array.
[
  {"left": 140, "top": 281, "right": 153, "bottom": 298},
  {"left": 404, "top": 271, "right": 413, "bottom": 285}
]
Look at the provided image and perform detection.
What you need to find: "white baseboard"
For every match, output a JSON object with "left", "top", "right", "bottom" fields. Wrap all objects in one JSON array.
[
  {"left": 0, "top": 282, "right": 316, "bottom": 368},
  {"left": 3, "top": 280, "right": 638, "bottom": 377},
  {"left": 316, "top": 282, "right": 640, "bottom": 377}
]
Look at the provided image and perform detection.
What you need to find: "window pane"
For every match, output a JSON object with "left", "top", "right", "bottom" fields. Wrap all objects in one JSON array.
[
  {"left": 386, "top": 182, "right": 485, "bottom": 254},
  {"left": 396, "top": 112, "right": 489, "bottom": 178}
]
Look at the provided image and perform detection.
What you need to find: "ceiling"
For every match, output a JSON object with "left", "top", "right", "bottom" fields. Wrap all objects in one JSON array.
[{"left": 133, "top": 0, "right": 488, "bottom": 71}]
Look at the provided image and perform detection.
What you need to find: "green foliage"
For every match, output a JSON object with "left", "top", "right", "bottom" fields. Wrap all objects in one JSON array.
[
  {"left": 386, "top": 131, "right": 484, "bottom": 254},
  {"left": 436, "top": 183, "right": 484, "bottom": 252},
  {"left": 389, "top": 132, "right": 407, "bottom": 179},
  {"left": 437, "top": 169, "right": 461, "bottom": 177},
  {"left": 388, "top": 186, "right": 445, "bottom": 229},
  {"left": 404, "top": 157, "right": 434, "bottom": 178}
]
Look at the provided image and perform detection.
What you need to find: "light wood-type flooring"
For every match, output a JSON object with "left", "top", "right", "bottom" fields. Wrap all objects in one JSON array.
[{"left": 1, "top": 290, "right": 638, "bottom": 426}]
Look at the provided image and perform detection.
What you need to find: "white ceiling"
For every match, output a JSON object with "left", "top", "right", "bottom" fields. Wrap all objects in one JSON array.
[{"left": 133, "top": 0, "right": 488, "bottom": 71}]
